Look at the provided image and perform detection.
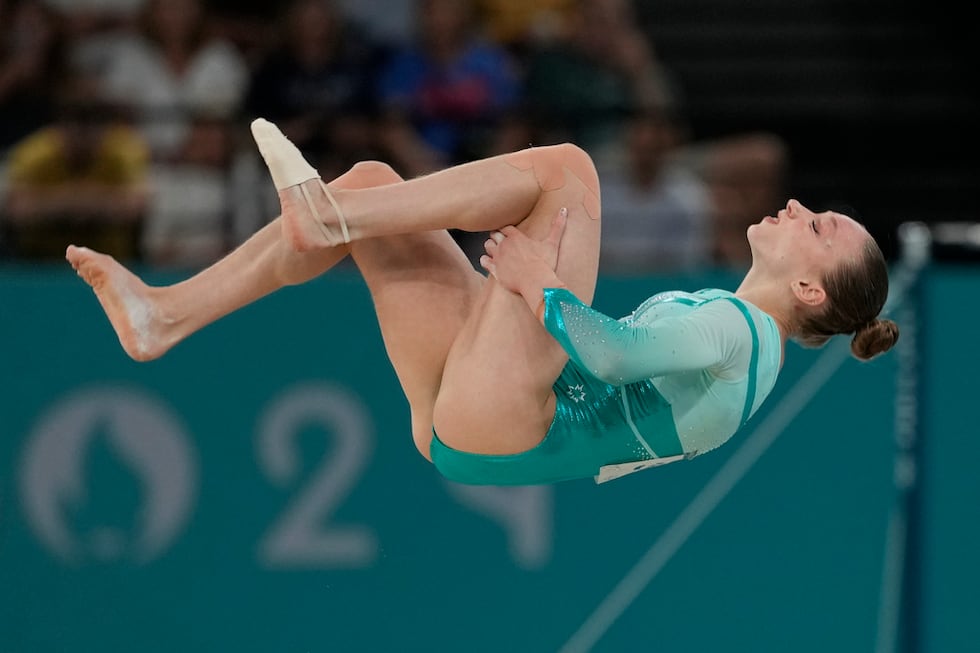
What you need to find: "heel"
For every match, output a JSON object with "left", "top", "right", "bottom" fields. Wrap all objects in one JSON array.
[
  {"left": 296, "top": 181, "right": 351, "bottom": 245},
  {"left": 251, "top": 117, "right": 350, "bottom": 247}
]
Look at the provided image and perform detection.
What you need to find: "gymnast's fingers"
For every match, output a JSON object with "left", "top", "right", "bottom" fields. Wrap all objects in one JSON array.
[
  {"left": 479, "top": 254, "right": 496, "bottom": 277},
  {"left": 548, "top": 207, "right": 569, "bottom": 248}
]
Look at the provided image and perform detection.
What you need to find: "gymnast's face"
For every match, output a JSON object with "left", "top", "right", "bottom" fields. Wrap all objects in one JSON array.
[{"left": 746, "top": 199, "right": 869, "bottom": 304}]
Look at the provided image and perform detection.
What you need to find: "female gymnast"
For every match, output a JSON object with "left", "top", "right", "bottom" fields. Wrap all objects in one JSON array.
[{"left": 65, "top": 119, "right": 899, "bottom": 485}]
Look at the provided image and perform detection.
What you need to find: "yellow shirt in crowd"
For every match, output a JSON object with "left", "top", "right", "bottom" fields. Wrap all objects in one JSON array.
[
  {"left": 8, "top": 125, "right": 148, "bottom": 188},
  {"left": 4, "top": 124, "right": 149, "bottom": 260}
]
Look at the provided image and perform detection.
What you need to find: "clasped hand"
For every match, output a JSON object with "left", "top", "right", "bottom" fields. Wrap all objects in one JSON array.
[{"left": 479, "top": 207, "right": 568, "bottom": 296}]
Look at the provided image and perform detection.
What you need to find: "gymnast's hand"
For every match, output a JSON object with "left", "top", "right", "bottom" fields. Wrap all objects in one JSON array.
[{"left": 480, "top": 207, "right": 568, "bottom": 297}]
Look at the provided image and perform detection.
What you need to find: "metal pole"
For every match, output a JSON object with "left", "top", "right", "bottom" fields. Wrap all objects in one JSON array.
[{"left": 875, "top": 222, "right": 931, "bottom": 653}]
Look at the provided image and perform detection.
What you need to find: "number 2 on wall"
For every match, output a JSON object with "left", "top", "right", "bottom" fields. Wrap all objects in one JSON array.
[{"left": 255, "top": 383, "right": 378, "bottom": 569}]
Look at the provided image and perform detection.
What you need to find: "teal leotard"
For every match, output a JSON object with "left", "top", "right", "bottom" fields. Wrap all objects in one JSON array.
[{"left": 429, "top": 288, "right": 782, "bottom": 485}]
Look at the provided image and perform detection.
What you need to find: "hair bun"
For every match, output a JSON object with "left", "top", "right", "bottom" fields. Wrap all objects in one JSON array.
[{"left": 851, "top": 319, "right": 900, "bottom": 361}]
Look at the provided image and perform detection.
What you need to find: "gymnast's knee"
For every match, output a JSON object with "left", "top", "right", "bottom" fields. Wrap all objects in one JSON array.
[
  {"left": 548, "top": 142, "right": 599, "bottom": 188},
  {"left": 346, "top": 160, "right": 403, "bottom": 187},
  {"left": 505, "top": 143, "right": 596, "bottom": 190},
  {"left": 504, "top": 143, "right": 600, "bottom": 220}
]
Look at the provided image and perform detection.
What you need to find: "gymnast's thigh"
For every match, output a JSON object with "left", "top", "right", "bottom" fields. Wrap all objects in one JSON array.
[{"left": 429, "top": 364, "right": 634, "bottom": 485}]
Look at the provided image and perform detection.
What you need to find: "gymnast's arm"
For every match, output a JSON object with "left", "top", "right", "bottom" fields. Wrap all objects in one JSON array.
[
  {"left": 538, "top": 288, "right": 744, "bottom": 385},
  {"left": 480, "top": 215, "right": 745, "bottom": 385}
]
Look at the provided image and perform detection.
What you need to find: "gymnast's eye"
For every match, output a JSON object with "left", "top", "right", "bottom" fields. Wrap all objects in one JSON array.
[{"left": 811, "top": 220, "right": 819, "bottom": 235}]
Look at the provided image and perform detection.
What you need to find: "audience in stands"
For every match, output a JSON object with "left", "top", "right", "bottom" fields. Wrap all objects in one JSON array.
[
  {"left": 676, "top": 132, "right": 788, "bottom": 269},
  {"left": 98, "top": 0, "right": 248, "bottom": 268},
  {"left": 0, "top": 0, "right": 68, "bottom": 153},
  {"left": 474, "top": 0, "right": 572, "bottom": 54},
  {"left": 39, "top": 0, "right": 146, "bottom": 77},
  {"left": 597, "top": 102, "right": 715, "bottom": 275},
  {"left": 374, "top": 0, "right": 523, "bottom": 177},
  {"left": 507, "top": 0, "right": 787, "bottom": 269},
  {"left": 243, "top": 0, "right": 385, "bottom": 182},
  {"left": 1, "top": 71, "right": 149, "bottom": 261},
  {"left": 229, "top": 0, "right": 386, "bottom": 248},
  {"left": 334, "top": 0, "right": 414, "bottom": 49},
  {"left": 513, "top": 0, "right": 679, "bottom": 157},
  {"left": 0, "top": 0, "right": 789, "bottom": 273}
]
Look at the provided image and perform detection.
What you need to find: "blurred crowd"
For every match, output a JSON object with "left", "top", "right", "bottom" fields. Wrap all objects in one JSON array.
[{"left": 0, "top": 0, "right": 788, "bottom": 273}]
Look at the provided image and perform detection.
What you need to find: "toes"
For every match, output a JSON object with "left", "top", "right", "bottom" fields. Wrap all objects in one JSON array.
[{"left": 251, "top": 117, "right": 319, "bottom": 190}]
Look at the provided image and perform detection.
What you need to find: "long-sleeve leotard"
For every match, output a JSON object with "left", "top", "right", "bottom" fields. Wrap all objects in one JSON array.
[{"left": 541, "top": 287, "right": 782, "bottom": 456}]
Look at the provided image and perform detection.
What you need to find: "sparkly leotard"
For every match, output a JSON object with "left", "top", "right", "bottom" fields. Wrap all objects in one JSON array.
[{"left": 429, "top": 288, "right": 782, "bottom": 485}]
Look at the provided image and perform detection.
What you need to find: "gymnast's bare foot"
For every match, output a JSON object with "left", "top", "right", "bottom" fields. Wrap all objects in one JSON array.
[
  {"left": 251, "top": 118, "right": 351, "bottom": 252},
  {"left": 65, "top": 245, "right": 177, "bottom": 362}
]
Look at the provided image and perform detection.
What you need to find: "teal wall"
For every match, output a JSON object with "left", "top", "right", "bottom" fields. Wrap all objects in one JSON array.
[{"left": 0, "top": 265, "right": 975, "bottom": 652}]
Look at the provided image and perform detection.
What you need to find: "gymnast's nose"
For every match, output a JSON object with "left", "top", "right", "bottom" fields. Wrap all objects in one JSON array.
[{"left": 786, "top": 199, "right": 800, "bottom": 218}]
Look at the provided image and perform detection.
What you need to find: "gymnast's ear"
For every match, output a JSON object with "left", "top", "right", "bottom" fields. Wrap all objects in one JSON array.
[{"left": 791, "top": 279, "right": 826, "bottom": 307}]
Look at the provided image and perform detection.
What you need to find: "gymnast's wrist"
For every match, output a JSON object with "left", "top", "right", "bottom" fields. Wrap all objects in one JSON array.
[
  {"left": 522, "top": 281, "right": 565, "bottom": 322},
  {"left": 518, "top": 266, "right": 560, "bottom": 302}
]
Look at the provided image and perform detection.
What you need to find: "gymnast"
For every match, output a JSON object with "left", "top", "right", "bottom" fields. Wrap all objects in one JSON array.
[{"left": 65, "top": 118, "right": 899, "bottom": 485}]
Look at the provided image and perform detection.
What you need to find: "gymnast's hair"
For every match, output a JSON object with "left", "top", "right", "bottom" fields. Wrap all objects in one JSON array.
[{"left": 796, "top": 235, "right": 900, "bottom": 361}]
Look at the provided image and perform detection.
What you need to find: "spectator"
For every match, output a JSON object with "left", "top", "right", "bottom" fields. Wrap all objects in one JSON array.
[
  {"left": 40, "top": 0, "right": 143, "bottom": 37},
  {"left": 474, "top": 0, "right": 572, "bottom": 54},
  {"left": 243, "top": 0, "right": 385, "bottom": 182},
  {"left": 334, "top": 0, "right": 414, "bottom": 49},
  {"left": 0, "top": 0, "right": 68, "bottom": 153},
  {"left": 38, "top": 0, "right": 146, "bottom": 77},
  {"left": 515, "top": 0, "right": 678, "bottom": 156},
  {"left": 1, "top": 73, "right": 149, "bottom": 261},
  {"left": 375, "top": 0, "right": 523, "bottom": 177},
  {"left": 203, "top": 0, "right": 282, "bottom": 65},
  {"left": 684, "top": 132, "right": 789, "bottom": 269},
  {"left": 597, "top": 102, "right": 715, "bottom": 274},
  {"left": 515, "top": 0, "right": 787, "bottom": 270},
  {"left": 99, "top": 0, "right": 249, "bottom": 268}
]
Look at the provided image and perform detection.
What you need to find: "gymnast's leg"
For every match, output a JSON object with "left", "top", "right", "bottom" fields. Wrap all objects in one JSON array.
[
  {"left": 430, "top": 145, "right": 603, "bottom": 455},
  {"left": 64, "top": 161, "right": 400, "bottom": 361},
  {"left": 251, "top": 118, "right": 601, "bottom": 251},
  {"left": 341, "top": 164, "right": 486, "bottom": 458},
  {"left": 67, "top": 155, "right": 487, "bottom": 460},
  {"left": 252, "top": 118, "right": 603, "bottom": 456}
]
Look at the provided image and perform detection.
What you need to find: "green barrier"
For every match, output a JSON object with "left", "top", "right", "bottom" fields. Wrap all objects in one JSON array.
[{"left": 0, "top": 265, "right": 969, "bottom": 652}]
